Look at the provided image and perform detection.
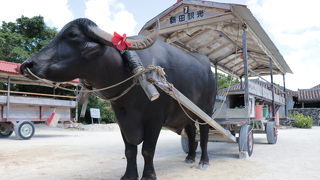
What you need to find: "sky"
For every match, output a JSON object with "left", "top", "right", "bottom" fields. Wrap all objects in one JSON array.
[{"left": 0, "top": 0, "right": 319, "bottom": 90}]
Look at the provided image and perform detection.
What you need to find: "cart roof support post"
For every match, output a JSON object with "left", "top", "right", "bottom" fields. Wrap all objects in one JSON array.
[
  {"left": 214, "top": 63, "right": 218, "bottom": 89},
  {"left": 269, "top": 57, "right": 275, "bottom": 120},
  {"left": 6, "top": 76, "right": 11, "bottom": 120},
  {"left": 283, "top": 74, "right": 288, "bottom": 120},
  {"left": 242, "top": 24, "right": 250, "bottom": 121},
  {"left": 75, "top": 86, "right": 79, "bottom": 122}
]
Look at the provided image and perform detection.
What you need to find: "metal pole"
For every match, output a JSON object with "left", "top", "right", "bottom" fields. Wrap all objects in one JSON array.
[
  {"left": 283, "top": 74, "right": 288, "bottom": 120},
  {"left": 214, "top": 63, "right": 218, "bottom": 89},
  {"left": 75, "top": 87, "right": 79, "bottom": 122},
  {"left": 269, "top": 58, "right": 275, "bottom": 120},
  {"left": 242, "top": 24, "right": 250, "bottom": 120},
  {"left": 6, "top": 77, "right": 11, "bottom": 120}
]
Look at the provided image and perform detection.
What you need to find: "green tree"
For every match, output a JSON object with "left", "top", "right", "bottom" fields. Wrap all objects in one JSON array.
[
  {"left": 80, "top": 94, "right": 116, "bottom": 124},
  {"left": 0, "top": 16, "right": 72, "bottom": 95},
  {"left": 217, "top": 73, "right": 239, "bottom": 89},
  {"left": 0, "top": 16, "right": 56, "bottom": 63}
]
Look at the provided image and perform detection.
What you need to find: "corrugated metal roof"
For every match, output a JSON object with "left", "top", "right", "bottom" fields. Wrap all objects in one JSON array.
[
  {"left": 140, "top": 0, "right": 292, "bottom": 77},
  {"left": 218, "top": 79, "right": 296, "bottom": 97}
]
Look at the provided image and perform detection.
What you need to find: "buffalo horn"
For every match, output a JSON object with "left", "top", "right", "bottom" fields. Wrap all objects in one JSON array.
[
  {"left": 126, "top": 27, "right": 159, "bottom": 50},
  {"left": 88, "top": 22, "right": 159, "bottom": 50},
  {"left": 88, "top": 26, "right": 114, "bottom": 47}
]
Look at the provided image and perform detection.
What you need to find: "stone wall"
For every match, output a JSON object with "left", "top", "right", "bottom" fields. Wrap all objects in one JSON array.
[{"left": 289, "top": 108, "right": 320, "bottom": 125}]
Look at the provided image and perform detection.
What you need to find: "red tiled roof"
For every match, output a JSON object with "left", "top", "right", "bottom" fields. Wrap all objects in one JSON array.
[
  {"left": 0, "top": 60, "right": 79, "bottom": 84},
  {"left": 0, "top": 60, "right": 21, "bottom": 75},
  {"left": 298, "top": 89, "right": 320, "bottom": 102},
  {"left": 311, "top": 84, "right": 320, "bottom": 89}
]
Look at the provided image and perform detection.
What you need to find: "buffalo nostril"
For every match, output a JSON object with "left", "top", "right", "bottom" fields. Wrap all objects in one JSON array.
[
  {"left": 25, "top": 61, "right": 34, "bottom": 69},
  {"left": 26, "top": 61, "right": 34, "bottom": 69},
  {"left": 21, "top": 61, "right": 34, "bottom": 75}
]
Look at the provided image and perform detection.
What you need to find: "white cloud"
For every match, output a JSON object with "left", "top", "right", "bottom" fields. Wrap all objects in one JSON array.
[
  {"left": 0, "top": 0, "right": 74, "bottom": 29},
  {"left": 0, "top": 0, "right": 137, "bottom": 34},
  {"left": 247, "top": 0, "right": 320, "bottom": 90},
  {"left": 84, "top": 0, "right": 137, "bottom": 36}
]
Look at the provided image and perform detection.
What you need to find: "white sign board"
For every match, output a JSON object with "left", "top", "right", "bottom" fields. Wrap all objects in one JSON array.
[{"left": 90, "top": 108, "right": 101, "bottom": 118}]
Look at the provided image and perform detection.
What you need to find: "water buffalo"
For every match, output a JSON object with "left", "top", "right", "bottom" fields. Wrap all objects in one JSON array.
[{"left": 21, "top": 18, "right": 216, "bottom": 180}]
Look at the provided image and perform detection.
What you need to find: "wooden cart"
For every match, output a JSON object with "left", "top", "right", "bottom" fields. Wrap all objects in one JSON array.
[
  {"left": 140, "top": 0, "right": 292, "bottom": 158},
  {"left": 0, "top": 61, "right": 78, "bottom": 140}
]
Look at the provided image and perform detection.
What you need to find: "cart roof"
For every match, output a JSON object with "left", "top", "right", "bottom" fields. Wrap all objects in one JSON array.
[{"left": 140, "top": 0, "right": 292, "bottom": 77}]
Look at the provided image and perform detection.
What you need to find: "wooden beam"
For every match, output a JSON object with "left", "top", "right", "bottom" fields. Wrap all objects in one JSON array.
[
  {"left": 0, "top": 90, "right": 76, "bottom": 99},
  {"left": 226, "top": 56, "right": 243, "bottom": 69},
  {"left": 215, "top": 30, "right": 262, "bottom": 67},
  {"left": 215, "top": 63, "right": 239, "bottom": 77},
  {"left": 184, "top": 29, "right": 212, "bottom": 45},
  {"left": 151, "top": 75, "right": 236, "bottom": 143},
  {"left": 172, "top": 41, "right": 196, "bottom": 53},
  {"left": 213, "top": 51, "right": 237, "bottom": 64},
  {"left": 166, "top": 31, "right": 189, "bottom": 43},
  {"left": 207, "top": 42, "right": 233, "bottom": 59},
  {"left": 221, "top": 54, "right": 242, "bottom": 66},
  {"left": 196, "top": 37, "right": 220, "bottom": 51}
]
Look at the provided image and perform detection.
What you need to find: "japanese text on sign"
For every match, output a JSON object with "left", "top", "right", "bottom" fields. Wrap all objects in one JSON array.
[{"left": 170, "top": 8, "right": 205, "bottom": 24}]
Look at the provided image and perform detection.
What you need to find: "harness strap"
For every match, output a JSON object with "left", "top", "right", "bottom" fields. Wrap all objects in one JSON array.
[{"left": 26, "top": 66, "right": 162, "bottom": 101}]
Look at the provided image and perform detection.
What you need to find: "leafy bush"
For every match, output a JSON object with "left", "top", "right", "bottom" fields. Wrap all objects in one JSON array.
[{"left": 292, "top": 113, "right": 313, "bottom": 128}]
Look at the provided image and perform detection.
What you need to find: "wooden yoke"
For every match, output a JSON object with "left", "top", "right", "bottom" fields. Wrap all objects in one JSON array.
[
  {"left": 133, "top": 66, "right": 160, "bottom": 101},
  {"left": 122, "top": 50, "right": 159, "bottom": 101}
]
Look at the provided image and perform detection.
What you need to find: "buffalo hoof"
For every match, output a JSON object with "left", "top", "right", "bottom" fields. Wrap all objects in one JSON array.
[
  {"left": 121, "top": 175, "right": 138, "bottom": 180},
  {"left": 140, "top": 174, "right": 156, "bottom": 180},
  {"left": 185, "top": 158, "right": 195, "bottom": 164},
  {"left": 197, "top": 161, "right": 209, "bottom": 170},
  {"left": 185, "top": 155, "right": 195, "bottom": 164}
]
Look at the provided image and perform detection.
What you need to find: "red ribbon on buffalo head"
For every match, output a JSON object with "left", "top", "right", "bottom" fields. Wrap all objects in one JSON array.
[{"left": 112, "top": 32, "right": 132, "bottom": 51}]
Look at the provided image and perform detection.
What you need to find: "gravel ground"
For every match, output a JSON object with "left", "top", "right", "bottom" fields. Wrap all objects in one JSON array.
[{"left": 0, "top": 124, "right": 320, "bottom": 180}]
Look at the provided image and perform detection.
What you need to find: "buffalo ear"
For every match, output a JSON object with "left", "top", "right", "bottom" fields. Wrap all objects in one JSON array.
[{"left": 81, "top": 42, "right": 103, "bottom": 59}]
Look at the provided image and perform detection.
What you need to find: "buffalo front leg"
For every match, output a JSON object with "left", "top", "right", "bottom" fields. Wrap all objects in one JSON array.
[
  {"left": 198, "top": 124, "right": 210, "bottom": 169},
  {"left": 121, "top": 132, "right": 139, "bottom": 180},
  {"left": 141, "top": 126, "right": 162, "bottom": 180},
  {"left": 184, "top": 123, "right": 196, "bottom": 163}
]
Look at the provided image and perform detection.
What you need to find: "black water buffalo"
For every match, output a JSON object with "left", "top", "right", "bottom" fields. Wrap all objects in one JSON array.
[{"left": 21, "top": 18, "right": 216, "bottom": 180}]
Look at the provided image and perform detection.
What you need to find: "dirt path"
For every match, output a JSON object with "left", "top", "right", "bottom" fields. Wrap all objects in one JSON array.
[{"left": 0, "top": 125, "right": 319, "bottom": 180}]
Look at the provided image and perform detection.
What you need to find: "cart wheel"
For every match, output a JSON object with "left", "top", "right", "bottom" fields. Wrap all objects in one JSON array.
[
  {"left": 238, "top": 124, "right": 254, "bottom": 157},
  {"left": 0, "top": 128, "right": 13, "bottom": 138},
  {"left": 266, "top": 121, "right": 277, "bottom": 144},
  {"left": 15, "top": 121, "right": 35, "bottom": 140},
  {"left": 0, "top": 123, "right": 13, "bottom": 138},
  {"left": 181, "top": 136, "right": 198, "bottom": 154}
]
